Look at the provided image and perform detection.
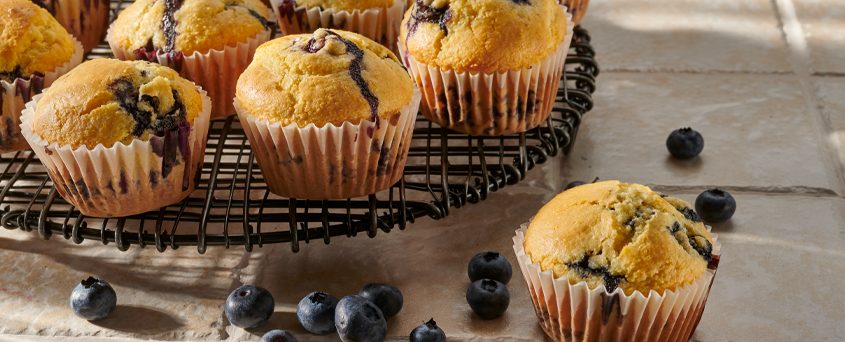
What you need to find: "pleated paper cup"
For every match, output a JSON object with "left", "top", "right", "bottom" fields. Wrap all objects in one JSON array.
[
  {"left": 401, "top": 11, "right": 574, "bottom": 136},
  {"left": 0, "top": 39, "right": 83, "bottom": 154},
  {"left": 513, "top": 224, "right": 721, "bottom": 342},
  {"left": 235, "top": 88, "right": 420, "bottom": 199},
  {"left": 18, "top": 87, "right": 212, "bottom": 218},
  {"left": 49, "top": 0, "right": 111, "bottom": 53},
  {"left": 109, "top": 29, "right": 272, "bottom": 120},
  {"left": 270, "top": 0, "right": 406, "bottom": 52},
  {"left": 562, "top": 0, "right": 590, "bottom": 25}
]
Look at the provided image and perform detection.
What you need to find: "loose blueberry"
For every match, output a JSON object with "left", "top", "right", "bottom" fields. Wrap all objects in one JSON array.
[
  {"left": 69, "top": 276, "right": 117, "bottom": 321},
  {"left": 666, "top": 127, "right": 704, "bottom": 159},
  {"left": 565, "top": 181, "right": 586, "bottom": 190},
  {"left": 466, "top": 279, "right": 509, "bottom": 320},
  {"left": 259, "top": 329, "right": 297, "bottom": 342},
  {"left": 467, "top": 251, "right": 512, "bottom": 284},
  {"left": 359, "top": 283, "right": 404, "bottom": 318},
  {"left": 410, "top": 318, "right": 446, "bottom": 342},
  {"left": 695, "top": 189, "right": 736, "bottom": 223},
  {"left": 224, "top": 285, "right": 275, "bottom": 329},
  {"left": 335, "top": 295, "right": 387, "bottom": 342},
  {"left": 296, "top": 291, "right": 338, "bottom": 335}
]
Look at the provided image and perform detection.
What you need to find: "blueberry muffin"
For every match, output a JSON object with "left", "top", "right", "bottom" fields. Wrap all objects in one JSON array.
[
  {"left": 20, "top": 59, "right": 211, "bottom": 218},
  {"left": 400, "top": 0, "right": 572, "bottom": 136},
  {"left": 271, "top": 0, "right": 405, "bottom": 51},
  {"left": 0, "top": 0, "right": 82, "bottom": 152},
  {"left": 525, "top": 181, "right": 715, "bottom": 294},
  {"left": 108, "top": 0, "right": 274, "bottom": 119},
  {"left": 515, "top": 181, "right": 720, "bottom": 341},
  {"left": 236, "top": 29, "right": 419, "bottom": 199},
  {"left": 32, "top": 0, "right": 111, "bottom": 53}
]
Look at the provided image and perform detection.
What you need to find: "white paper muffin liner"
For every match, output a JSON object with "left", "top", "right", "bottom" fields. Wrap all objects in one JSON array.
[
  {"left": 0, "top": 39, "right": 83, "bottom": 154},
  {"left": 513, "top": 224, "right": 721, "bottom": 342},
  {"left": 18, "top": 87, "right": 212, "bottom": 218},
  {"left": 235, "top": 88, "right": 421, "bottom": 199},
  {"left": 50, "top": 0, "right": 111, "bottom": 53},
  {"left": 270, "top": 0, "right": 406, "bottom": 51},
  {"left": 401, "top": 11, "right": 574, "bottom": 136},
  {"left": 109, "top": 29, "right": 272, "bottom": 120},
  {"left": 562, "top": 0, "right": 590, "bottom": 25}
]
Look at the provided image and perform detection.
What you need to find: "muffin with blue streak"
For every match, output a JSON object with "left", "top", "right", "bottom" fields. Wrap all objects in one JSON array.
[
  {"left": 1, "top": 0, "right": 83, "bottom": 153},
  {"left": 20, "top": 59, "right": 211, "bottom": 217},
  {"left": 236, "top": 29, "right": 420, "bottom": 199},
  {"left": 514, "top": 181, "right": 721, "bottom": 341},
  {"left": 399, "top": 0, "right": 573, "bottom": 136}
]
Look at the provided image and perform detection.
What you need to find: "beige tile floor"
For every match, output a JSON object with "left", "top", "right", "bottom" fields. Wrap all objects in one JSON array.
[{"left": 2, "top": 0, "right": 845, "bottom": 340}]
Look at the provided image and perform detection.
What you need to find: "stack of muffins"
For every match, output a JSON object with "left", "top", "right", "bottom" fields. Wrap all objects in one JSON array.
[{"left": 2, "top": 0, "right": 580, "bottom": 214}]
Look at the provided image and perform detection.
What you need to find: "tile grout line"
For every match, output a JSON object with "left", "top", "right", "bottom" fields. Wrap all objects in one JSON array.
[
  {"left": 648, "top": 184, "right": 838, "bottom": 198},
  {"left": 599, "top": 67, "right": 796, "bottom": 76},
  {"left": 771, "top": 0, "right": 845, "bottom": 197}
]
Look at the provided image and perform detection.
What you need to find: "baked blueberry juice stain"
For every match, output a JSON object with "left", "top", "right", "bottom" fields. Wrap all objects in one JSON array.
[
  {"left": 679, "top": 207, "right": 701, "bottom": 222},
  {"left": 276, "top": 0, "right": 297, "bottom": 19},
  {"left": 404, "top": 0, "right": 452, "bottom": 63},
  {"left": 224, "top": 2, "right": 274, "bottom": 30},
  {"left": 108, "top": 76, "right": 191, "bottom": 190},
  {"left": 566, "top": 254, "right": 625, "bottom": 293},
  {"left": 314, "top": 31, "right": 381, "bottom": 135},
  {"left": 133, "top": 0, "right": 185, "bottom": 70}
]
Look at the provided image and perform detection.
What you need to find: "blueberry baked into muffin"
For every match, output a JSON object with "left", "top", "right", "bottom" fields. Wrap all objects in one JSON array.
[
  {"left": 0, "top": 0, "right": 83, "bottom": 153},
  {"left": 20, "top": 59, "right": 211, "bottom": 218},
  {"left": 31, "top": 0, "right": 111, "bottom": 53},
  {"left": 236, "top": 29, "right": 420, "bottom": 199},
  {"left": 514, "top": 181, "right": 721, "bottom": 341},
  {"left": 400, "top": 0, "right": 573, "bottom": 136},
  {"left": 270, "top": 0, "right": 406, "bottom": 51},
  {"left": 108, "top": 0, "right": 273, "bottom": 119}
]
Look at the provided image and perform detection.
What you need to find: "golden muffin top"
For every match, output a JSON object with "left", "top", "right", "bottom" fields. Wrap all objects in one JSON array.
[
  {"left": 31, "top": 59, "right": 204, "bottom": 148},
  {"left": 108, "top": 0, "right": 272, "bottom": 56},
  {"left": 291, "top": 0, "right": 397, "bottom": 10},
  {"left": 524, "top": 181, "right": 716, "bottom": 295},
  {"left": 400, "top": 0, "right": 568, "bottom": 73},
  {"left": 0, "top": 0, "right": 76, "bottom": 82},
  {"left": 236, "top": 29, "right": 414, "bottom": 127}
]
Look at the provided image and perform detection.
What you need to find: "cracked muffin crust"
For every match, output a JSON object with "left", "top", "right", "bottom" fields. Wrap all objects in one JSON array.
[
  {"left": 236, "top": 29, "right": 413, "bottom": 127},
  {"left": 108, "top": 0, "right": 272, "bottom": 58},
  {"left": 31, "top": 59, "right": 203, "bottom": 148},
  {"left": 0, "top": 0, "right": 76, "bottom": 82},
  {"left": 523, "top": 181, "right": 715, "bottom": 295},
  {"left": 399, "top": 0, "right": 568, "bottom": 73}
]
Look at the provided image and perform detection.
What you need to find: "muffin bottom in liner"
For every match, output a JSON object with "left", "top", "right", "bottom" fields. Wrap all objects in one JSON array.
[
  {"left": 235, "top": 89, "right": 421, "bottom": 199},
  {"left": 513, "top": 224, "right": 721, "bottom": 342},
  {"left": 18, "top": 88, "right": 212, "bottom": 218},
  {"left": 0, "top": 39, "right": 84, "bottom": 153},
  {"left": 270, "top": 0, "right": 405, "bottom": 52},
  {"left": 401, "top": 11, "right": 574, "bottom": 136},
  {"left": 109, "top": 29, "right": 272, "bottom": 120},
  {"left": 48, "top": 0, "right": 111, "bottom": 53}
]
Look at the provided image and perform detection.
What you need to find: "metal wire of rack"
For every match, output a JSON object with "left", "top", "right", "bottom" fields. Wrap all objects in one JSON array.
[{"left": 0, "top": 1, "right": 599, "bottom": 253}]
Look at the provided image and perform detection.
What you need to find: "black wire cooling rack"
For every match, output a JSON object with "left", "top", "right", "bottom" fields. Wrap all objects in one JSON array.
[{"left": 0, "top": 1, "right": 598, "bottom": 253}]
